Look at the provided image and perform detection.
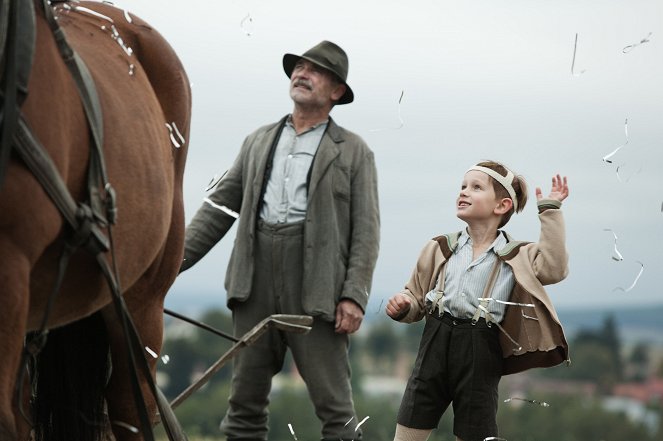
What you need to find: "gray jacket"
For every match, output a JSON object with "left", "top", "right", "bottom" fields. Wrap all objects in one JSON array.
[{"left": 182, "top": 117, "right": 380, "bottom": 321}]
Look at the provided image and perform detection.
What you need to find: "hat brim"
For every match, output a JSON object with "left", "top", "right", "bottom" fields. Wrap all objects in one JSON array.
[{"left": 283, "top": 53, "right": 354, "bottom": 105}]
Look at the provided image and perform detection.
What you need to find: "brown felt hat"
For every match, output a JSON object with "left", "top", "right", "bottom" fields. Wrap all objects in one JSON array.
[{"left": 283, "top": 40, "right": 354, "bottom": 105}]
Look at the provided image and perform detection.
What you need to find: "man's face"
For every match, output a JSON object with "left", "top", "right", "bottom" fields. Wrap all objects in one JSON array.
[{"left": 289, "top": 59, "right": 346, "bottom": 109}]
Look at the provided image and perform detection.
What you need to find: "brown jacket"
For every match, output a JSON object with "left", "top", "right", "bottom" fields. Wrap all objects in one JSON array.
[
  {"left": 182, "top": 117, "right": 380, "bottom": 321},
  {"left": 396, "top": 203, "right": 569, "bottom": 375}
]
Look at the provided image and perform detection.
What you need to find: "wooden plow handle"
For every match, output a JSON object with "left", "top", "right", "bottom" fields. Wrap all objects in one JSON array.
[{"left": 165, "top": 314, "right": 313, "bottom": 411}]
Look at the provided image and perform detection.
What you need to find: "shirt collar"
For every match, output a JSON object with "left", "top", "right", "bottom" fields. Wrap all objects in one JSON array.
[
  {"left": 457, "top": 229, "right": 508, "bottom": 254},
  {"left": 285, "top": 114, "right": 329, "bottom": 135}
]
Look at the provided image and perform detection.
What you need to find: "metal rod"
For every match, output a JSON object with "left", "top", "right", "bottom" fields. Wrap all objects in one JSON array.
[{"left": 163, "top": 308, "right": 238, "bottom": 342}]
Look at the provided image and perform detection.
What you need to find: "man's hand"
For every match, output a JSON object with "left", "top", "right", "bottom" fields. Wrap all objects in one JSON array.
[
  {"left": 335, "top": 299, "right": 364, "bottom": 334},
  {"left": 536, "top": 174, "right": 569, "bottom": 202},
  {"left": 385, "top": 293, "right": 412, "bottom": 320}
]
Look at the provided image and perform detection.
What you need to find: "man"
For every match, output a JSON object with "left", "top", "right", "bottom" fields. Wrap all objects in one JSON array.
[{"left": 180, "top": 40, "right": 380, "bottom": 441}]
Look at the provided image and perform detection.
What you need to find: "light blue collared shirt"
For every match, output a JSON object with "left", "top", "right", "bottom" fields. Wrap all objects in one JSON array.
[
  {"left": 427, "top": 229, "right": 515, "bottom": 322},
  {"left": 260, "top": 117, "right": 327, "bottom": 223}
]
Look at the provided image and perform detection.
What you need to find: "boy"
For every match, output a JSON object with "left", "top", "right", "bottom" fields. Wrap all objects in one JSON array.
[{"left": 386, "top": 160, "right": 570, "bottom": 441}]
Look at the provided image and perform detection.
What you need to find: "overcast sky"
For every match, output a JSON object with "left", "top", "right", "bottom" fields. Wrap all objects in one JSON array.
[{"left": 117, "top": 0, "right": 662, "bottom": 316}]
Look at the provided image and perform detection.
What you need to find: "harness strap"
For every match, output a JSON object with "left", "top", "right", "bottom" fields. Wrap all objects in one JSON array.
[
  {"left": 17, "top": 240, "right": 77, "bottom": 427},
  {"left": 40, "top": 0, "right": 103, "bottom": 152},
  {"left": 9, "top": 2, "right": 178, "bottom": 438},
  {"left": 39, "top": 0, "right": 112, "bottom": 228},
  {"left": 15, "top": 114, "right": 173, "bottom": 441},
  {"left": 94, "top": 252, "right": 175, "bottom": 441},
  {"left": 0, "top": 1, "right": 9, "bottom": 59},
  {"left": 14, "top": 117, "right": 110, "bottom": 253},
  {"left": 0, "top": 1, "right": 20, "bottom": 188},
  {"left": 0, "top": 0, "right": 36, "bottom": 188}
]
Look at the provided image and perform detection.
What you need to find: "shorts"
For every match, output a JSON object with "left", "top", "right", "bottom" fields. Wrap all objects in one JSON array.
[{"left": 397, "top": 312, "right": 503, "bottom": 441}]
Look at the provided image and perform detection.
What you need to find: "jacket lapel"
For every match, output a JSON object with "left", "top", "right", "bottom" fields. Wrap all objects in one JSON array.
[
  {"left": 307, "top": 118, "right": 342, "bottom": 200},
  {"left": 251, "top": 116, "right": 288, "bottom": 214}
]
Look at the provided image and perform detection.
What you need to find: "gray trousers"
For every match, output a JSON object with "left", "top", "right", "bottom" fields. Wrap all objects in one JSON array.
[{"left": 220, "top": 220, "right": 360, "bottom": 441}]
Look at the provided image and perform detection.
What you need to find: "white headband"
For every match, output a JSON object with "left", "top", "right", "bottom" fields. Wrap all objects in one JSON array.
[{"left": 467, "top": 165, "right": 518, "bottom": 211}]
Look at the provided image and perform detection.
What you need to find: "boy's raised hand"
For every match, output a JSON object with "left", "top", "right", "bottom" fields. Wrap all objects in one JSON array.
[
  {"left": 386, "top": 293, "right": 411, "bottom": 319},
  {"left": 536, "top": 174, "right": 569, "bottom": 202}
]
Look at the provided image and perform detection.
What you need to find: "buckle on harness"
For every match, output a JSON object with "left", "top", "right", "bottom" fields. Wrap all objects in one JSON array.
[{"left": 66, "top": 203, "right": 110, "bottom": 254}]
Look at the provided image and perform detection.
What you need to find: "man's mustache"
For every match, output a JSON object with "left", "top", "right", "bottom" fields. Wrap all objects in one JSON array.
[{"left": 293, "top": 79, "right": 313, "bottom": 90}]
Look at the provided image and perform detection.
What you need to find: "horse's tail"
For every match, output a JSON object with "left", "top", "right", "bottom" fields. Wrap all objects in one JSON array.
[{"left": 32, "top": 312, "right": 110, "bottom": 441}]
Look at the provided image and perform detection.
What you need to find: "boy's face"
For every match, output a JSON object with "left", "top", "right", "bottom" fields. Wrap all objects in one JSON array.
[{"left": 456, "top": 170, "right": 503, "bottom": 224}]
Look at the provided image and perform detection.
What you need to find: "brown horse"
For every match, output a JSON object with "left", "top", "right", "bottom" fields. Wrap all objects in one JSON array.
[{"left": 0, "top": 1, "right": 191, "bottom": 440}]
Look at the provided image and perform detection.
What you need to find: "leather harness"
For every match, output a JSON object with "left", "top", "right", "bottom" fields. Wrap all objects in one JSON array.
[{"left": 0, "top": 1, "right": 182, "bottom": 439}]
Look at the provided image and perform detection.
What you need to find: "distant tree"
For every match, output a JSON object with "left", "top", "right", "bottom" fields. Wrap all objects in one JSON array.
[
  {"left": 540, "top": 314, "right": 624, "bottom": 392},
  {"left": 364, "top": 321, "right": 398, "bottom": 360},
  {"left": 600, "top": 314, "right": 623, "bottom": 380},
  {"left": 159, "top": 308, "right": 234, "bottom": 399},
  {"left": 627, "top": 342, "right": 650, "bottom": 382},
  {"left": 497, "top": 393, "right": 657, "bottom": 441},
  {"left": 401, "top": 319, "right": 425, "bottom": 355}
]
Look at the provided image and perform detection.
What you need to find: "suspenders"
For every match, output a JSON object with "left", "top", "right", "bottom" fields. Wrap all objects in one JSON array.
[
  {"left": 427, "top": 256, "right": 501, "bottom": 324},
  {"left": 429, "top": 256, "right": 524, "bottom": 352},
  {"left": 471, "top": 259, "right": 502, "bottom": 324}
]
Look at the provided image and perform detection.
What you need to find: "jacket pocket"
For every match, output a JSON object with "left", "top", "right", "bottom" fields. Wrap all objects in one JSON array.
[{"left": 332, "top": 163, "right": 351, "bottom": 202}]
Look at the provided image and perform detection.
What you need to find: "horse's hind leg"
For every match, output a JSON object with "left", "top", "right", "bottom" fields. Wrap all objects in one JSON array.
[
  {"left": 0, "top": 249, "right": 31, "bottom": 440},
  {"left": 101, "top": 284, "right": 166, "bottom": 441}
]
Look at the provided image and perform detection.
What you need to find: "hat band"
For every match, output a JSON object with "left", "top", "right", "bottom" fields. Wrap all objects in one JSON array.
[{"left": 467, "top": 165, "right": 518, "bottom": 211}]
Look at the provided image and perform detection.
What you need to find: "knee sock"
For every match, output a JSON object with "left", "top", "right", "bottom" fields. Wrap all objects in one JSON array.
[{"left": 393, "top": 424, "right": 432, "bottom": 441}]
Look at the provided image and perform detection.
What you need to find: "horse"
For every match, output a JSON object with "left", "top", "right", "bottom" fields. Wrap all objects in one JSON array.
[{"left": 0, "top": 1, "right": 191, "bottom": 440}]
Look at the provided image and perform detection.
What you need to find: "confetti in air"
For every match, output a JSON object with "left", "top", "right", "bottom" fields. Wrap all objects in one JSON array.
[
  {"left": 522, "top": 311, "right": 538, "bottom": 321},
  {"left": 171, "top": 122, "right": 186, "bottom": 145},
  {"left": 123, "top": 9, "right": 133, "bottom": 23},
  {"left": 240, "top": 13, "right": 254, "bottom": 36},
  {"left": 355, "top": 416, "right": 370, "bottom": 431},
  {"left": 623, "top": 32, "right": 652, "bottom": 53},
  {"left": 484, "top": 437, "right": 507, "bottom": 441},
  {"left": 602, "top": 119, "right": 629, "bottom": 164},
  {"left": 370, "top": 90, "right": 405, "bottom": 132},
  {"left": 571, "top": 33, "right": 586, "bottom": 76},
  {"left": 478, "top": 305, "right": 522, "bottom": 352},
  {"left": 615, "top": 164, "right": 642, "bottom": 183},
  {"left": 603, "top": 229, "right": 624, "bottom": 261},
  {"left": 71, "top": 5, "right": 114, "bottom": 23},
  {"left": 376, "top": 298, "right": 385, "bottom": 314},
  {"left": 343, "top": 416, "right": 355, "bottom": 427},
  {"left": 206, "top": 170, "right": 228, "bottom": 191},
  {"left": 109, "top": 24, "right": 133, "bottom": 56},
  {"left": 145, "top": 346, "right": 158, "bottom": 359},
  {"left": 204, "top": 197, "right": 240, "bottom": 219},
  {"left": 504, "top": 397, "right": 550, "bottom": 407},
  {"left": 614, "top": 261, "right": 645, "bottom": 293},
  {"left": 165, "top": 123, "right": 181, "bottom": 148},
  {"left": 161, "top": 354, "right": 170, "bottom": 364},
  {"left": 478, "top": 298, "right": 535, "bottom": 308},
  {"left": 288, "top": 423, "right": 298, "bottom": 440},
  {"left": 113, "top": 421, "right": 139, "bottom": 434}
]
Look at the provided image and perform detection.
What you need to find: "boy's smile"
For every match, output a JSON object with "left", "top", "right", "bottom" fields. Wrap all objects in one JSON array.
[{"left": 456, "top": 170, "right": 500, "bottom": 223}]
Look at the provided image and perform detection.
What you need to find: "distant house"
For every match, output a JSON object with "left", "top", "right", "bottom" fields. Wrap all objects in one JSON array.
[{"left": 612, "top": 377, "right": 663, "bottom": 404}]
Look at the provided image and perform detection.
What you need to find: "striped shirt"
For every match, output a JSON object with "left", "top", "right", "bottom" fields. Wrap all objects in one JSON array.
[
  {"left": 260, "top": 117, "right": 327, "bottom": 223},
  {"left": 427, "top": 229, "right": 515, "bottom": 323}
]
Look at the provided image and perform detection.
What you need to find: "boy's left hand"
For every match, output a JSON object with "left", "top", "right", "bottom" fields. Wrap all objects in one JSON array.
[{"left": 536, "top": 174, "right": 569, "bottom": 202}]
